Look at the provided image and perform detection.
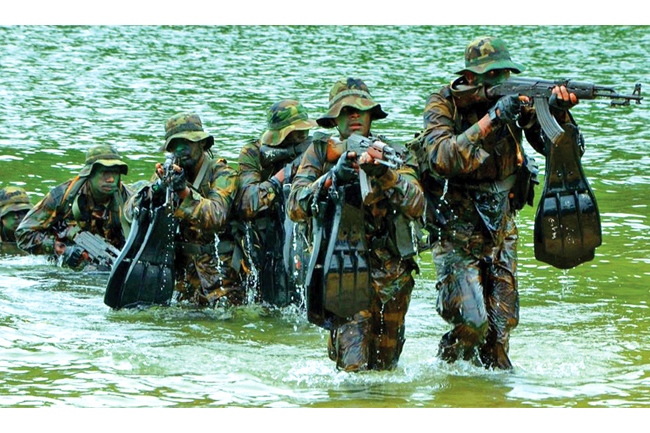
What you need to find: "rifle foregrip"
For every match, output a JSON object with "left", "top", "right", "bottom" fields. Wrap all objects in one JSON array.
[{"left": 534, "top": 96, "right": 565, "bottom": 144}]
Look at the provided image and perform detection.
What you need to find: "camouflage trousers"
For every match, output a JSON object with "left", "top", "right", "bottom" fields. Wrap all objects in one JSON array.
[
  {"left": 433, "top": 218, "right": 519, "bottom": 369},
  {"left": 174, "top": 251, "right": 245, "bottom": 307},
  {"left": 327, "top": 271, "right": 414, "bottom": 372}
]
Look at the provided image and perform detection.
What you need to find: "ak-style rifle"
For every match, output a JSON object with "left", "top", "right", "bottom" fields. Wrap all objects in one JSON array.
[{"left": 487, "top": 77, "right": 643, "bottom": 143}]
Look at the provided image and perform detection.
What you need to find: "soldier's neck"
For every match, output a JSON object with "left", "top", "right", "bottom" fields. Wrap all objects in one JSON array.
[
  {"left": 185, "top": 153, "right": 206, "bottom": 183},
  {"left": 89, "top": 187, "right": 112, "bottom": 206}
]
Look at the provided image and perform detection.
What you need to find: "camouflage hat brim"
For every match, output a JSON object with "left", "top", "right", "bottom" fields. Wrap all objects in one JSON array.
[
  {"left": 316, "top": 95, "right": 388, "bottom": 129},
  {"left": 455, "top": 59, "right": 525, "bottom": 75},
  {"left": 0, "top": 202, "right": 33, "bottom": 218},
  {"left": 261, "top": 118, "right": 317, "bottom": 147},
  {"left": 79, "top": 159, "right": 129, "bottom": 178},
  {"left": 161, "top": 131, "right": 214, "bottom": 152}
]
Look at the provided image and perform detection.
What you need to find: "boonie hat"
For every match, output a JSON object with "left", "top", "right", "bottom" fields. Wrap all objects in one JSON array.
[
  {"left": 317, "top": 78, "right": 388, "bottom": 129},
  {"left": 0, "top": 186, "right": 33, "bottom": 218},
  {"left": 455, "top": 36, "right": 525, "bottom": 75},
  {"left": 162, "top": 112, "right": 214, "bottom": 152},
  {"left": 78, "top": 144, "right": 129, "bottom": 178},
  {"left": 261, "top": 100, "right": 317, "bottom": 147}
]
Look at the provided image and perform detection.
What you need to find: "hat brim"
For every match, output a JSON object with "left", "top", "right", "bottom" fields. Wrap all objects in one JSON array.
[
  {"left": 162, "top": 131, "right": 214, "bottom": 152},
  {"left": 316, "top": 95, "right": 388, "bottom": 129},
  {"left": 455, "top": 59, "right": 525, "bottom": 75},
  {"left": 0, "top": 202, "right": 33, "bottom": 218},
  {"left": 261, "top": 118, "right": 318, "bottom": 147},
  {"left": 79, "top": 159, "right": 129, "bottom": 177}
]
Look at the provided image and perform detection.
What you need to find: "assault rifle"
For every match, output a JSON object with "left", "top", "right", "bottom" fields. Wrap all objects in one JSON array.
[
  {"left": 487, "top": 77, "right": 643, "bottom": 143},
  {"left": 259, "top": 139, "right": 312, "bottom": 168},
  {"left": 346, "top": 134, "right": 404, "bottom": 169},
  {"left": 71, "top": 230, "right": 121, "bottom": 269}
]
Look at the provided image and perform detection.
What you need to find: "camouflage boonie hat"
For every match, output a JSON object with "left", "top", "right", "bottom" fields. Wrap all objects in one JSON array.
[
  {"left": 261, "top": 100, "right": 318, "bottom": 147},
  {"left": 455, "top": 36, "right": 525, "bottom": 75},
  {"left": 78, "top": 144, "right": 129, "bottom": 178},
  {"left": 0, "top": 186, "right": 33, "bottom": 218},
  {"left": 162, "top": 112, "right": 214, "bottom": 152},
  {"left": 317, "top": 78, "right": 388, "bottom": 128}
]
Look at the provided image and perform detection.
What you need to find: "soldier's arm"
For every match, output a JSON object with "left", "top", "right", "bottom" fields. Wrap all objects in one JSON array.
[
  {"left": 423, "top": 92, "right": 491, "bottom": 178},
  {"left": 287, "top": 143, "right": 327, "bottom": 222},
  {"left": 237, "top": 141, "right": 281, "bottom": 220},
  {"left": 174, "top": 160, "right": 238, "bottom": 233},
  {"left": 364, "top": 151, "right": 425, "bottom": 220},
  {"left": 15, "top": 184, "right": 68, "bottom": 255}
]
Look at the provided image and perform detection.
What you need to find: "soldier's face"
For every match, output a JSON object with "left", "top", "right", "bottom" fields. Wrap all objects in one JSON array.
[
  {"left": 466, "top": 69, "right": 510, "bottom": 86},
  {"left": 282, "top": 130, "right": 308, "bottom": 146},
  {"left": 169, "top": 139, "right": 204, "bottom": 170},
  {"left": 335, "top": 106, "right": 372, "bottom": 139},
  {"left": 89, "top": 166, "right": 121, "bottom": 197},
  {"left": 1, "top": 210, "right": 28, "bottom": 234}
]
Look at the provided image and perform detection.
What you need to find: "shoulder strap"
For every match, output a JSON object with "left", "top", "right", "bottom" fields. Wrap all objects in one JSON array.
[
  {"left": 192, "top": 153, "right": 211, "bottom": 190},
  {"left": 59, "top": 176, "right": 86, "bottom": 219}
]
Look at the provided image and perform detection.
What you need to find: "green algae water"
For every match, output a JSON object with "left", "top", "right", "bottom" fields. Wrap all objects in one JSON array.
[{"left": 1, "top": 25, "right": 649, "bottom": 408}]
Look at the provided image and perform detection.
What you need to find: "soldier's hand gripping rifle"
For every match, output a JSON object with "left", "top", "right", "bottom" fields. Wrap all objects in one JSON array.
[
  {"left": 486, "top": 77, "right": 643, "bottom": 143},
  {"left": 345, "top": 133, "right": 404, "bottom": 199}
]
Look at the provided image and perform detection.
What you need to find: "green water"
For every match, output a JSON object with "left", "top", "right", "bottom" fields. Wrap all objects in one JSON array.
[{"left": 1, "top": 26, "right": 649, "bottom": 408}]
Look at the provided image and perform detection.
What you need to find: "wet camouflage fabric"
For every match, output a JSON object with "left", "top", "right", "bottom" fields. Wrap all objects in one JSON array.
[
  {"left": 125, "top": 156, "right": 241, "bottom": 307},
  {"left": 16, "top": 177, "right": 131, "bottom": 255},
  {"left": 78, "top": 144, "right": 129, "bottom": 178},
  {"left": 456, "top": 36, "right": 525, "bottom": 75},
  {"left": 238, "top": 138, "right": 305, "bottom": 220},
  {"left": 317, "top": 78, "right": 388, "bottom": 128},
  {"left": 288, "top": 132, "right": 424, "bottom": 370},
  {"left": 422, "top": 79, "right": 551, "bottom": 368},
  {"left": 261, "top": 100, "right": 317, "bottom": 146},
  {"left": 162, "top": 112, "right": 214, "bottom": 152}
]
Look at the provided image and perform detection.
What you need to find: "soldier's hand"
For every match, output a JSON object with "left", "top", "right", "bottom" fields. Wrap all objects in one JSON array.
[
  {"left": 331, "top": 152, "right": 358, "bottom": 184},
  {"left": 489, "top": 94, "right": 522, "bottom": 124},
  {"left": 549, "top": 85, "right": 579, "bottom": 111},
  {"left": 359, "top": 151, "right": 388, "bottom": 177},
  {"left": 274, "top": 168, "right": 286, "bottom": 185},
  {"left": 61, "top": 245, "right": 88, "bottom": 269}
]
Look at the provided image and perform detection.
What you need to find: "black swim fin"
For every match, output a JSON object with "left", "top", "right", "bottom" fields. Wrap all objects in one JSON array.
[
  {"left": 534, "top": 123, "right": 602, "bottom": 269},
  {"left": 104, "top": 189, "right": 177, "bottom": 309}
]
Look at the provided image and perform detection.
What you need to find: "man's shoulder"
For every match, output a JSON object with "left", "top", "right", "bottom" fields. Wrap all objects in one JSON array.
[{"left": 425, "top": 84, "right": 453, "bottom": 106}]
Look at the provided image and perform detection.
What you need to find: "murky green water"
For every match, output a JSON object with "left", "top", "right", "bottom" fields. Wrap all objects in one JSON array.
[{"left": 1, "top": 26, "right": 649, "bottom": 408}]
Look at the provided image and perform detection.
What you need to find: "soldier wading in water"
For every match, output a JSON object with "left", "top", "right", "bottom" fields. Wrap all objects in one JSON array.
[
  {"left": 420, "top": 37, "right": 579, "bottom": 369},
  {"left": 288, "top": 78, "right": 424, "bottom": 371}
]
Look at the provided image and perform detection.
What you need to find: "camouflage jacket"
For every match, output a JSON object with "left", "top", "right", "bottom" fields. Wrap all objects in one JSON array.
[
  {"left": 16, "top": 177, "right": 132, "bottom": 255},
  {"left": 125, "top": 156, "right": 240, "bottom": 302},
  {"left": 288, "top": 132, "right": 424, "bottom": 300},
  {"left": 422, "top": 78, "right": 556, "bottom": 244},
  {"left": 237, "top": 139, "right": 291, "bottom": 220}
]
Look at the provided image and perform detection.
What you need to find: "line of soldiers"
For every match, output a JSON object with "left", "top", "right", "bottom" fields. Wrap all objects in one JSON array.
[{"left": 2, "top": 37, "right": 580, "bottom": 372}]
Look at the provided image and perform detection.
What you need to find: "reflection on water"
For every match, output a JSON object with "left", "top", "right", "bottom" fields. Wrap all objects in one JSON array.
[{"left": 1, "top": 25, "right": 650, "bottom": 407}]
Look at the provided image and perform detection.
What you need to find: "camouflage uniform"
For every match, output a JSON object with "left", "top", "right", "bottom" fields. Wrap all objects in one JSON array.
[
  {"left": 16, "top": 145, "right": 131, "bottom": 259},
  {"left": 0, "top": 187, "right": 34, "bottom": 254},
  {"left": 288, "top": 78, "right": 425, "bottom": 371},
  {"left": 125, "top": 113, "right": 241, "bottom": 307},
  {"left": 237, "top": 100, "right": 317, "bottom": 303},
  {"left": 422, "top": 37, "right": 567, "bottom": 369}
]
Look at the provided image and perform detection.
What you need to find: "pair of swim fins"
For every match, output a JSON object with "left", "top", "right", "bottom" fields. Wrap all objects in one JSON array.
[
  {"left": 534, "top": 123, "right": 602, "bottom": 269},
  {"left": 104, "top": 189, "right": 177, "bottom": 310}
]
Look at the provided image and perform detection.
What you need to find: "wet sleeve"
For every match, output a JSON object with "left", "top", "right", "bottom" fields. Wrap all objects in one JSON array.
[
  {"left": 423, "top": 92, "right": 490, "bottom": 178},
  {"left": 237, "top": 142, "right": 280, "bottom": 220},
  {"left": 365, "top": 150, "right": 425, "bottom": 220},
  {"left": 174, "top": 162, "right": 239, "bottom": 234},
  {"left": 287, "top": 143, "right": 328, "bottom": 223},
  {"left": 15, "top": 184, "right": 68, "bottom": 255}
]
